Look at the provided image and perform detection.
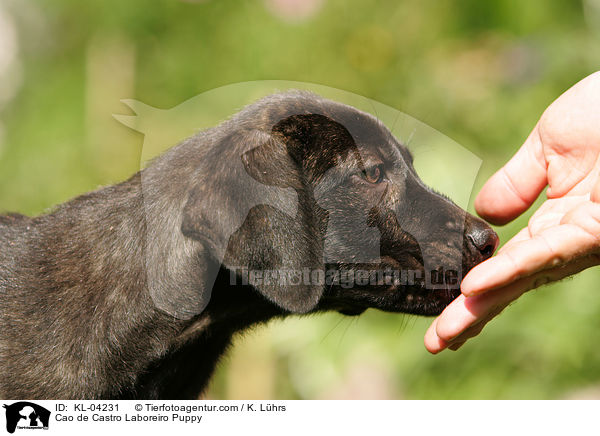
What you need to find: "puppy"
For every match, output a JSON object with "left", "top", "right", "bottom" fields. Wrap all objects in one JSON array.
[{"left": 0, "top": 91, "right": 497, "bottom": 399}]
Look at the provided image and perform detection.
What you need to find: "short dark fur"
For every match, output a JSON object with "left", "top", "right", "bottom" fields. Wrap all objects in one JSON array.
[{"left": 0, "top": 92, "right": 497, "bottom": 399}]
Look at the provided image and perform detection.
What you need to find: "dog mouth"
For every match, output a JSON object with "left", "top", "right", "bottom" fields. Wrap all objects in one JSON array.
[
  {"left": 392, "top": 282, "right": 462, "bottom": 316},
  {"left": 331, "top": 278, "right": 462, "bottom": 317},
  {"left": 325, "top": 257, "right": 466, "bottom": 317}
]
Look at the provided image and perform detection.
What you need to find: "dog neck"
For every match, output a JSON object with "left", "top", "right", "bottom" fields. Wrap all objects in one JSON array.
[{"left": 0, "top": 174, "right": 285, "bottom": 399}]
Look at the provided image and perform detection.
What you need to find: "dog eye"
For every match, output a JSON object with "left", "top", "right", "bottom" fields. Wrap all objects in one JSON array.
[{"left": 361, "top": 165, "right": 385, "bottom": 184}]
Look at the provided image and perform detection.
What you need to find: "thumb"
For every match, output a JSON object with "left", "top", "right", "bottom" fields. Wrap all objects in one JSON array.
[{"left": 475, "top": 125, "right": 548, "bottom": 225}]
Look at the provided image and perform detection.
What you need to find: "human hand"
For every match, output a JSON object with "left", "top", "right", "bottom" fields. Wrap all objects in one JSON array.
[{"left": 425, "top": 72, "right": 600, "bottom": 353}]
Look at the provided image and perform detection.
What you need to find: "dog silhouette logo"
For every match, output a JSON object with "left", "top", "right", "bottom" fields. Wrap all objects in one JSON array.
[{"left": 2, "top": 402, "right": 50, "bottom": 433}]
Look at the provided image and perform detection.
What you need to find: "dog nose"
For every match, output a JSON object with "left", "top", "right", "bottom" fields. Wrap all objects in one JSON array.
[{"left": 465, "top": 218, "right": 498, "bottom": 260}]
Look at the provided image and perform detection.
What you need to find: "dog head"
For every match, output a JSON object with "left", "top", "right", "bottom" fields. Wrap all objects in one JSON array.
[{"left": 178, "top": 91, "right": 497, "bottom": 317}]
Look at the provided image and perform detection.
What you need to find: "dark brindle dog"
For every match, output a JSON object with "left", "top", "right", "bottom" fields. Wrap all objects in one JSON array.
[{"left": 0, "top": 92, "right": 497, "bottom": 399}]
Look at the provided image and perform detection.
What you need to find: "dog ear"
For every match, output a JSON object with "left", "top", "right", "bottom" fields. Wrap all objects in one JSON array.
[{"left": 181, "top": 128, "right": 324, "bottom": 314}]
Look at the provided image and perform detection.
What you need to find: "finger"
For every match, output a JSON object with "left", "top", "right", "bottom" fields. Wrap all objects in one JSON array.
[
  {"left": 435, "top": 293, "right": 512, "bottom": 343},
  {"left": 437, "top": 257, "right": 600, "bottom": 342},
  {"left": 475, "top": 126, "right": 548, "bottom": 225},
  {"left": 424, "top": 316, "right": 449, "bottom": 354},
  {"left": 446, "top": 324, "right": 486, "bottom": 350},
  {"left": 442, "top": 305, "right": 505, "bottom": 345},
  {"left": 461, "top": 237, "right": 552, "bottom": 297},
  {"left": 462, "top": 219, "right": 600, "bottom": 297}
]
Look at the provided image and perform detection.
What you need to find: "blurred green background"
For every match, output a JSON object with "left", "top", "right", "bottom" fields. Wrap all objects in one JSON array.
[{"left": 1, "top": 0, "right": 600, "bottom": 399}]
